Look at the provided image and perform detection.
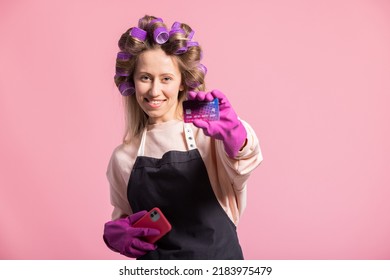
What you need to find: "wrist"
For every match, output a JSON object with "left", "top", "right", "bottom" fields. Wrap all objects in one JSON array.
[{"left": 224, "top": 122, "right": 247, "bottom": 158}]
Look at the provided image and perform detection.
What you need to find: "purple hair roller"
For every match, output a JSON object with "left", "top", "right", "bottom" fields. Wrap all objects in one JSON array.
[
  {"left": 185, "top": 64, "right": 207, "bottom": 88},
  {"left": 186, "top": 80, "right": 201, "bottom": 88},
  {"left": 117, "top": 52, "right": 132, "bottom": 61},
  {"left": 198, "top": 63, "right": 207, "bottom": 74},
  {"left": 186, "top": 41, "right": 199, "bottom": 48},
  {"left": 170, "top": 22, "right": 185, "bottom": 37},
  {"left": 174, "top": 41, "right": 198, "bottom": 55},
  {"left": 171, "top": 22, "right": 182, "bottom": 30},
  {"left": 115, "top": 67, "right": 130, "bottom": 77},
  {"left": 169, "top": 28, "right": 185, "bottom": 37},
  {"left": 174, "top": 46, "right": 188, "bottom": 55},
  {"left": 154, "top": 26, "right": 169, "bottom": 44},
  {"left": 171, "top": 22, "right": 194, "bottom": 40},
  {"left": 188, "top": 30, "right": 195, "bottom": 40},
  {"left": 119, "top": 82, "right": 135, "bottom": 96},
  {"left": 150, "top": 17, "right": 163, "bottom": 25},
  {"left": 129, "top": 27, "right": 147, "bottom": 41}
]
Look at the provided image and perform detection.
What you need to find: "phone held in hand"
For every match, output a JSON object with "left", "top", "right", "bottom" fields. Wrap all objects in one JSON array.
[
  {"left": 132, "top": 207, "right": 172, "bottom": 243},
  {"left": 183, "top": 98, "right": 220, "bottom": 123}
]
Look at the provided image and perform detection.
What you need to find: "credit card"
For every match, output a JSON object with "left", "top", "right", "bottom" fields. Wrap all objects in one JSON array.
[{"left": 183, "top": 98, "right": 220, "bottom": 123}]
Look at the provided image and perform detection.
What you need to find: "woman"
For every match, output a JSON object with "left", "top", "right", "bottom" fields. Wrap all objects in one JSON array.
[{"left": 103, "top": 15, "right": 262, "bottom": 259}]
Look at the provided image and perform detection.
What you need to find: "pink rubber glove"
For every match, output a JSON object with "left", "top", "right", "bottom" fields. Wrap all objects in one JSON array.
[
  {"left": 103, "top": 210, "right": 160, "bottom": 258},
  {"left": 188, "top": 89, "right": 247, "bottom": 158}
]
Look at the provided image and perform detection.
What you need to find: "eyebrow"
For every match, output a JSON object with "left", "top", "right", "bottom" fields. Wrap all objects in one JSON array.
[{"left": 137, "top": 71, "right": 177, "bottom": 77}]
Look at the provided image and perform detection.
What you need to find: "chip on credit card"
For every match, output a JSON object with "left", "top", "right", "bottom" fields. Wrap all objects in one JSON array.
[{"left": 183, "top": 98, "right": 220, "bottom": 123}]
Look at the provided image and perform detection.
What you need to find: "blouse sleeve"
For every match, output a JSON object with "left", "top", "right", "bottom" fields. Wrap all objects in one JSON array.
[
  {"left": 215, "top": 120, "right": 263, "bottom": 216},
  {"left": 106, "top": 145, "right": 133, "bottom": 220},
  {"left": 217, "top": 120, "right": 262, "bottom": 187}
]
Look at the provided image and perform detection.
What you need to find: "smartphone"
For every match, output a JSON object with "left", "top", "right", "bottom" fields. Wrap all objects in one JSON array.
[
  {"left": 183, "top": 98, "right": 220, "bottom": 123},
  {"left": 132, "top": 207, "right": 172, "bottom": 243}
]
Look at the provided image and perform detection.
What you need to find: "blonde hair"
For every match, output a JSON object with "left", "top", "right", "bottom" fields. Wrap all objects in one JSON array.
[{"left": 114, "top": 15, "right": 206, "bottom": 142}]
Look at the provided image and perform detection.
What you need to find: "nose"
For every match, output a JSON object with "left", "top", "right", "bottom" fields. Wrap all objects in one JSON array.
[{"left": 149, "top": 80, "right": 162, "bottom": 97}]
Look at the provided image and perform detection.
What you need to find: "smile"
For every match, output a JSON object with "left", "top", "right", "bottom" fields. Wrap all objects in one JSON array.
[{"left": 145, "top": 98, "right": 166, "bottom": 108}]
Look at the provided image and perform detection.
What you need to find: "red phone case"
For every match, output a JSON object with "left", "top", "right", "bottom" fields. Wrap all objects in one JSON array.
[{"left": 132, "top": 207, "right": 172, "bottom": 243}]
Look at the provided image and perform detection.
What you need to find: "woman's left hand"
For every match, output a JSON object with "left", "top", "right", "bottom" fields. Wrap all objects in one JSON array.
[{"left": 188, "top": 89, "right": 247, "bottom": 158}]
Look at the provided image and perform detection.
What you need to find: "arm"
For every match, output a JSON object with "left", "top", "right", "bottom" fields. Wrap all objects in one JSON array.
[
  {"left": 106, "top": 146, "right": 133, "bottom": 220},
  {"left": 104, "top": 146, "right": 159, "bottom": 258},
  {"left": 215, "top": 119, "right": 263, "bottom": 189},
  {"left": 190, "top": 90, "right": 263, "bottom": 220}
]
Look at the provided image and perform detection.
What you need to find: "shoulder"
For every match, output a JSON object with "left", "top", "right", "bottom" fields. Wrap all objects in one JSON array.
[{"left": 107, "top": 137, "right": 141, "bottom": 175}]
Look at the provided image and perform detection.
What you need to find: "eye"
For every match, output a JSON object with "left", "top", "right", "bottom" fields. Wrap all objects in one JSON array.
[
  {"left": 162, "top": 76, "right": 173, "bottom": 83},
  {"left": 140, "top": 75, "right": 151, "bottom": 81}
]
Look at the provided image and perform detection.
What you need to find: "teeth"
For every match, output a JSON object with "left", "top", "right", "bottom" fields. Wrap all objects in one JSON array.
[{"left": 150, "top": 100, "right": 162, "bottom": 105}]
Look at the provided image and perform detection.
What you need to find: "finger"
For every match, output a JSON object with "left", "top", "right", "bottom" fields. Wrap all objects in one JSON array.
[
  {"left": 193, "top": 119, "right": 209, "bottom": 129},
  {"left": 144, "top": 228, "right": 161, "bottom": 237},
  {"left": 195, "top": 91, "right": 206, "bottom": 101},
  {"left": 210, "top": 89, "right": 226, "bottom": 103},
  {"left": 187, "top": 91, "right": 197, "bottom": 100},
  {"left": 125, "top": 242, "right": 151, "bottom": 258},
  {"left": 204, "top": 92, "right": 214, "bottom": 102},
  {"left": 131, "top": 238, "right": 157, "bottom": 252},
  {"left": 130, "top": 227, "right": 160, "bottom": 237},
  {"left": 128, "top": 210, "right": 148, "bottom": 224},
  {"left": 126, "top": 247, "right": 147, "bottom": 258}
]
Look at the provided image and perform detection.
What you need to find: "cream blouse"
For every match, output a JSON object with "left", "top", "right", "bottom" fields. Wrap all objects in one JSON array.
[{"left": 106, "top": 119, "right": 262, "bottom": 225}]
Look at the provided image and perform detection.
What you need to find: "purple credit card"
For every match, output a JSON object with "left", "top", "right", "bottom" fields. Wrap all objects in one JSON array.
[{"left": 183, "top": 98, "right": 220, "bottom": 123}]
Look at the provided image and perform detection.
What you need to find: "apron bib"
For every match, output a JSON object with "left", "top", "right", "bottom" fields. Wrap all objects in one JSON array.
[{"left": 127, "top": 123, "right": 243, "bottom": 259}]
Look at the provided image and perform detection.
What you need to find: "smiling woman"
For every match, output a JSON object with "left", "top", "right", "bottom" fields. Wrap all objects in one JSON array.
[
  {"left": 114, "top": 15, "right": 206, "bottom": 139},
  {"left": 134, "top": 48, "right": 184, "bottom": 124},
  {"left": 103, "top": 15, "right": 262, "bottom": 260}
]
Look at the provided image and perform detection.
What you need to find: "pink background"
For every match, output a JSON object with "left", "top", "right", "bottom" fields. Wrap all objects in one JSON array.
[{"left": 1, "top": 0, "right": 389, "bottom": 259}]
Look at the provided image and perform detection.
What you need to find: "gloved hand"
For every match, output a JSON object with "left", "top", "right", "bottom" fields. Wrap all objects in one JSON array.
[
  {"left": 188, "top": 89, "right": 247, "bottom": 158},
  {"left": 103, "top": 210, "right": 160, "bottom": 258}
]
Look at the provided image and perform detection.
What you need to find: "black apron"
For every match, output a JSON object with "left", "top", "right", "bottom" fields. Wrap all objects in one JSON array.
[{"left": 127, "top": 123, "right": 243, "bottom": 259}]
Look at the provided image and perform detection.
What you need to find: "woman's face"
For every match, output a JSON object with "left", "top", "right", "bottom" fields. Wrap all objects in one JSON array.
[{"left": 134, "top": 48, "right": 184, "bottom": 124}]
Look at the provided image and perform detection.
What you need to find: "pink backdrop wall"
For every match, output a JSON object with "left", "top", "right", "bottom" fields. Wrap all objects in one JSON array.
[{"left": 1, "top": 0, "right": 389, "bottom": 259}]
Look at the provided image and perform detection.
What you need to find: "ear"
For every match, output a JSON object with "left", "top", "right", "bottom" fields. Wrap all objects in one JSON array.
[{"left": 179, "top": 84, "right": 185, "bottom": 92}]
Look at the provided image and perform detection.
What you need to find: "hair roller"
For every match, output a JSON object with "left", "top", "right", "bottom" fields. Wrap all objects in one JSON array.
[
  {"left": 117, "top": 28, "right": 148, "bottom": 55},
  {"left": 153, "top": 26, "right": 169, "bottom": 44},
  {"left": 169, "top": 28, "right": 185, "bottom": 37},
  {"left": 179, "top": 44, "right": 202, "bottom": 63},
  {"left": 115, "top": 67, "right": 131, "bottom": 77},
  {"left": 177, "top": 22, "right": 194, "bottom": 40},
  {"left": 184, "top": 63, "right": 206, "bottom": 89},
  {"left": 118, "top": 81, "right": 135, "bottom": 96},
  {"left": 171, "top": 22, "right": 181, "bottom": 30},
  {"left": 164, "top": 29, "right": 188, "bottom": 55},
  {"left": 117, "top": 51, "right": 132, "bottom": 61},
  {"left": 187, "top": 30, "right": 195, "bottom": 40},
  {"left": 144, "top": 17, "right": 169, "bottom": 44},
  {"left": 129, "top": 27, "right": 147, "bottom": 41},
  {"left": 138, "top": 15, "right": 158, "bottom": 29},
  {"left": 186, "top": 41, "right": 199, "bottom": 48},
  {"left": 150, "top": 17, "right": 163, "bottom": 25},
  {"left": 198, "top": 63, "right": 207, "bottom": 74},
  {"left": 115, "top": 55, "right": 136, "bottom": 76}
]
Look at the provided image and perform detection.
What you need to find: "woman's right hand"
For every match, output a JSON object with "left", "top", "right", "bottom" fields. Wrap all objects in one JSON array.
[{"left": 103, "top": 210, "right": 160, "bottom": 258}]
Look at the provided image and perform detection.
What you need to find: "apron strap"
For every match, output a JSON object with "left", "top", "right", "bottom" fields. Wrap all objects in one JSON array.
[
  {"left": 137, "top": 122, "right": 197, "bottom": 156},
  {"left": 137, "top": 128, "right": 147, "bottom": 157},
  {"left": 184, "top": 123, "right": 197, "bottom": 151}
]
